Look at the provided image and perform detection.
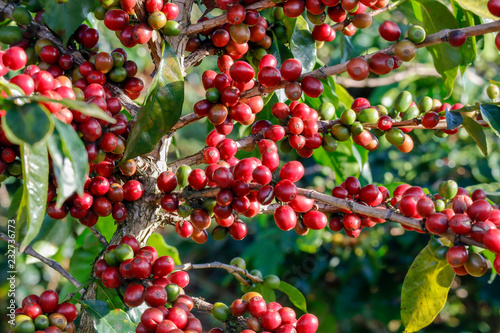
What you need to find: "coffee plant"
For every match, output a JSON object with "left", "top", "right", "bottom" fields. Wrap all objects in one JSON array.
[{"left": 1, "top": 0, "right": 500, "bottom": 330}]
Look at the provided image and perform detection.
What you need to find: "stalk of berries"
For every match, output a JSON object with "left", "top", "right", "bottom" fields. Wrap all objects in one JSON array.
[{"left": 11, "top": 290, "right": 78, "bottom": 333}]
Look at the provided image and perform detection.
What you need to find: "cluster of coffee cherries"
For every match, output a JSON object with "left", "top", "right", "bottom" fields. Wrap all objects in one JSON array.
[
  {"left": 328, "top": 176, "right": 500, "bottom": 277},
  {"left": 137, "top": 300, "right": 203, "bottom": 333},
  {"left": 96, "top": 0, "right": 181, "bottom": 48},
  {"left": 394, "top": 181, "right": 500, "bottom": 274},
  {"left": 11, "top": 291, "right": 78, "bottom": 333},
  {"left": 196, "top": 59, "right": 265, "bottom": 127},
  {"left": 0, "top": 23, "right": 148, "bottom": 224},
  {"left": 94, "top": 235, "right": 188, "bottom": 303},
  {"left": 46, "top": 175, "right": 144, "bottom": 227},
  {"left": 209, "top": 291, "right": 319, "bottom": 333},
  {"left": 291, "top": 0, "right": 394, "bottom": 42},
  {"left": 93, "top": 235, "right": 204, "bottom": 333}
]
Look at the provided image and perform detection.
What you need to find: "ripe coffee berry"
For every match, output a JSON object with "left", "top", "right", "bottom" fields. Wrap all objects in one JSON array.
[{"left": 379, "top": 21, "right": 401, "bottom": 41}]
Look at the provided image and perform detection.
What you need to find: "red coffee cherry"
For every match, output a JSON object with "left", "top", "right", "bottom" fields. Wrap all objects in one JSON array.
[
  {"left": 141, "top": 308, "right": 164, "bottom": 331},
  {"left": 227, "top": 4, "right": 246, "bottom": 25},
  {"left": 102, "top": 266, "right": 124, "bottom": 288},
  {"left": 303, "top": 211, "right": 328, "bottom": 230},
  {"left": 448, "top": 30, "right": 467, "bottom": 47},
  {"left": 258, "top": 66, "right": 282, "bottom": 88},
  {"left": 467, "top": 199, "right": 492, "bottom": 221},
  {"left": 261, "top": 310, "right": 282, "bottom": 331},
  {"left": 379, "top": 21, "right": 401, "bottom": 41},
  {"left": 169, "top": 270, "right": 190, "bottom": 288},
  {"left": 449, "top": 213, "right": 472, "bottom": 234},
  {"left": 145, "top": 285, "right": 168, "bottom": 307},
  {"left": 274, "top": 205, "right": 297, "bottom": 231},
  {"left": 124, "top": 283, "right": 145, "bottom": 308},
  {"left": 120, "top": 235, "right": 140, "bottom": 254},
  {"left": 230, "top": 61, "right": 255, "bottom": 83},
  {"left": 131, "top": 256, "right": 152, "bottom": 279},
  {"left": 281, "top": 59, "right": 302, "bottom": 82},
  {"left": 123, "top": 180, "right": 144, "bottom": 201},
  {"left": 296, "top": 313, "right": 319, "bottom": 333},
  {"left": 157, "top": 171, "right": 178, "bottom": 193},
  {"left": 153, "top": 255, "right": 175, "bottom": 277},
  {"left": 54, "top": 302, "right": 78, "bottom": 322},
  {"left": 421, "top": 111, "right": 440, "bottom": 128},
  {"left": 283, "top": 0, "right": 306, "bottom": 17},
  {"left": 446, "top": 245, "right": 469, "bottom": 267},
  {"left": 347, "top": 57, "right": 369, "bottom": 81},
  {"left": 416, "top": 197, "right": 435, "bottom": 218},
  {"left": 484, "top": 229, "right": 500, "bottom": 253},
  {"left": 399, "top": 195, "right": 419, "bottom": 217},
  {"left": 176, "top": 220, "right": 194, "bottom": 237},
  {"left": 104, "top": 9, "right": 130, "bottom": 31},
  {"left": 342, "top": 213, "right": 361, "bottom": 231},
  {"left": 3, "top": 47, "right": 27, "bottom": 70},
  {"left": 425, "top": 213, "right": 449, "bottom": 235},
  {"left": 280, "top": 161, "right": 305, "bottom": 182},
  {"left": 488, "top": 0, "right": 500, "bottom": 16},
  {"left": 301, "top": 76, "right": 323, "bottom": 98},
  {"left": 369, "top": 52, "right": 394, "bottom": 75},
  {"left": 275, "top": 180, "right": 298, "bottom": 202}
]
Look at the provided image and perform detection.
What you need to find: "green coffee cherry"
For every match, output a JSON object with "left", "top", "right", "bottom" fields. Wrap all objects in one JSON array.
[
  {"left": 212, "top": 226, "right": 228, "bottom": 241},
  {"left": 230, "top": 257, "right": 246, "bottom": 270},
  {"left": 177, "top": 203, "right": 193, "bottom": 218},
  {"left": 206, "top": 87, "right": 220, "bottom": 103},
  {"left": 340, "top": 108, "right": 356, "bottom": 126},
  {"left": 104, "top": 249, "right": 118, "bottom": 266},
  {"left": 434, "top": 129, "right": 448, "bottom": 138},
  {"left": 250, "top": 269, "right": 263, "bottom": 279},
  {"left": 418, "top": 96, "right": 433, "bottom": 113},
  {"left": 377, "top": 104, "right": 388, "bottom": 116},
  {"left": 0, "top": 26, "right": 23, "bottom": 44},
  {"left": 486, "top": 84, "right": 500, "bottom": 100},
  {"left": 114, "top": 244, "right": 134, "bottom": 262},
  {"left": 166, "top": 283, "right": 180, "bottom": 302},
  {"left": 202, "top": 198, "right": 217, "bottom": 215},
  {"left": 394, "top": 91, "right": 413, "bottom": 113},
  {"left": 331, "top": 124, "right": 351, "bottom": 141},
  {"left": 176, "top": 165, "right": 191, "bottom": 188},
  {"left": 428, "top": 238, "right": 443, "bottom": 254},
  {"left": 162, "top": 21, "right": 181, "bottom": 36},
  {"left": 407, "top": 25, "right": 426, "bottom": 43},
  {"left": 263, "top": 275, "right": 281, "bottom": 289},
  {"left": 434, "top": 246, "right": 449, "bottom": 261},
  {"left": 211, "top": 302, "right": 230, "bottom": 321},
  {"left": 438, "top": 180, "right": 458, "bottom": 199},
  {"left": 317, "top": 102, "right": 335, "bottom": 120},
  {"left": 402, "top": 106, "right": 420, "bottom": 121},
  {"left": 385, "top": 128, "right": 405, "bottom": 146},
  {"left": 357, "top": 107, "right": 379, "bottom": 123},
  {"left": 280, "top": 139, "right": 293, "bottom": 153},
  {"left": 435, "top": 199, "right": 446, "bottom": 212},
  {"left": 322, "top": 135, "right": 338, "bottom": 152},
  {"left": 13, "top": 7, "right": 32, "bottom": 26},
  {"left": 350, "top": 122, "right": 364, "bottom": 136}
]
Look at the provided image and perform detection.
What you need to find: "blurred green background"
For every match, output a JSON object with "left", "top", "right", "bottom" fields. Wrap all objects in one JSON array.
[{"left": 2, "top": 2, "right": 500, "bottom": 333}]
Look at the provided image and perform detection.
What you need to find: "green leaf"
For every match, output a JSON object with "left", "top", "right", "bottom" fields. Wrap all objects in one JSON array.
[
  {"left": 262, "top": 286, "right": 277, "bottom": 303},
  {"left": 461, "top": 116, "right": 488, "bottom": 157},
  {"left": 83, "top": 300, "right": 137, "bottom": 333},
  {"left": 283, "top": 16, "right": 317, "bottom": 72},
  {"left": 269, "top": 34, "right": 293, "bottom": 103},
  {"left": 123, "top": 42, "right": 184, "bottom": 161},
  {"left": 147, "top": 233, "right": 181, "bottom": 265},
  {"left": 16, "top": 143, "right": 49, "bottom": 250},
  {"left": 126, "top": 303, "right": 150, "bottom": 324},
  {"left": 334, "top": 83, "right": 354, "bottom": 110},
  {"left": 47, "top": 119, "right": 89, "bottom": 207},
  {"left": 313, "top": 142, "right": 361, "bottom": 184},
  {"left": 39, "top": 0, "right": 99, "bottom": 47},
  {"left": 96, "top": 282, "right": 125, "bottom": 310},
  {"left": 453, "top": 4, "right": 478, "bottom": 73},
  {"left": 479, "top": 104, "right": 500, "bottom": 138},
  {"left": 445, "top": 110, "right": 463, "bottom": 129},
  {"left": 69, "top": 231, "right": 104, "bottom": 286},
  {"left": 2, "top": 102, "right": 54, "bottom": 145},
  {"left": 278, "top": 281, "right": 308, "bottom": 314},
  {"left": 451, "top": 0, "right": 497, "bottom": 19},
  {"left": 26, "top": 95, "right": 116, "bottom": 123},
  {"left": 407, "top": 0, "right": 462, "bottom": 97},
  {"left": 401, "top": 245, "right": 455, "bottom": 332}
]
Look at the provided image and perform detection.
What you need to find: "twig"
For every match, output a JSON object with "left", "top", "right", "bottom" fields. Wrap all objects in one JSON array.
[
  {"left": 175, "top": 261, "right": 263, "bottom": 285},
  {"left": 89, "top": 227, "right": 109, "bottom": 248},
  {"left": 240, "top": 20, "right": 500, "bottom": 99},
  {"left": 0, "top": 232, "right": 83, "bottom": 289},
  {"left": 296, "top": 188, "right": 486, "bottom": 248}
]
